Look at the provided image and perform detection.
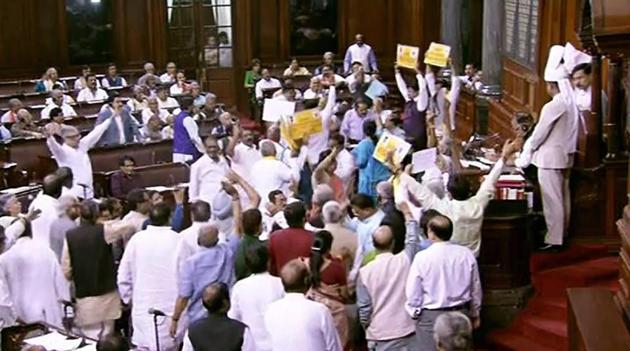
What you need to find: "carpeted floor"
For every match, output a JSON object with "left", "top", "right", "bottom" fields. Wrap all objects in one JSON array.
[{"left": 487, "top": 245, "right": 619, "bottom": 351}]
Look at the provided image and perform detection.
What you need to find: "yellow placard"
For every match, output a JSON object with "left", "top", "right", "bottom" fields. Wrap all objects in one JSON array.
[
  {"left": 280, "top": 117, "right": 299, "bottom": 151},
  {"left": 396, "top": 44, "right": 420, "bottom": 69},
  {"left": 291, "top": 109, "right": 323, "bottom": 139},
  {"left": 373, "top": 134, "right": 412, "bottom": 165},
  {"left": 424, "top": 42, "right": 451, "bottom": 67}
]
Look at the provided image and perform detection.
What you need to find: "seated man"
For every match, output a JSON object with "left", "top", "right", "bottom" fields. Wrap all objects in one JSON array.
[
  {"left": 142, "top": 115, "right": 164, "bottom": 142},
  {"left": 190, "top": 82, "right": 206, "bottom": 108},
  {"left": 110, "top": 155, "right": 144, "bottom": 200},
  {"left": 142, "top": 97, "right": 170, "bottom": 124},
  {"left": 156, "top": 86, "right": 180, "bottom": 110},
  {"left": 11, "top": 109, "right": 43, "bottom": 138},
  {"left": 1, "top": 98, "right": 23, "bottom": 123},
  {"left": 101, "top": 63, "right": 128, "bottom": 88},
  {"left": 137, "top": 62, "right": 160, "bottom": 87},
  {"left": 44, "top": 107, "right": 68, "bottom": 137},
  {"left": 41, "top": 89, "right": 77, "bottom": 119},
  {"left": 160, "top": 62, "right": 177, "bottom": 84},
  {"left": 77, "top": 74, "right": 108, "bottom": 103},
  {"left": 74, "top": 65, "right": 96, "bottom": 91}
]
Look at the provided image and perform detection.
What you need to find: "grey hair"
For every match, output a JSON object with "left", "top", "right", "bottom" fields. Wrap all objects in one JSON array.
[
  {"left": 376, "top": 181, "right": 393, "bottom": 200},
  {"left": 312, "top": 184, "right": 334, "bottom": 207},
  {"left": 60, "top": 125, "right": 80, "bottom": 138},
  {"left": 260, "top": 140, "right": 276, "bottom": 157},
  {"left": 205, "top": 93, "right": 217, "bottom": 101},
  {"left": 322, "top": 201, "right": 343, "bottom": 224},
  {"left": 433, "top": 312, "right": 473, "bottom": 351}
]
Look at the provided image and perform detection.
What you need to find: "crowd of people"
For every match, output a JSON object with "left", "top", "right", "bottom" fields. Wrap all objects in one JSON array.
[{"left": 0, "top": 34, "right": 598, "bottom": 351}]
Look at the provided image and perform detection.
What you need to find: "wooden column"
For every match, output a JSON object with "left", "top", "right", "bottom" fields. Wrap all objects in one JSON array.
[
  {"left": 481, "top": 0, "right": 503, "bottom": 86},
  {"left": 605, "top": 57, "right": 623, "bottom": 160},
  {"left": 440, "top": 0, "right": 463, "bottom": 70}
]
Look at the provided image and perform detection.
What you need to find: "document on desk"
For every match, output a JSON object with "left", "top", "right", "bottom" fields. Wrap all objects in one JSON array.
[
  {"left": 24, "top": 331, "right": 83, "bottom": 350},
  {"left": 411, "top": 148, "right": 437, "bottom": 174}
]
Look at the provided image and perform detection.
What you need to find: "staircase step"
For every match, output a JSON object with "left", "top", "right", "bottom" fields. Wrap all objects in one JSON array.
[
  {"left": 530, "top": 244, "right": 609, "bottom": 274},
  {"left": 532, "top": 256, "right": 618, "bottom": 297},
  {"left": 487, "top": 330, "right": 558, "bottom": 351},
  {"left": 516, "top": 312, "right": 567, "bottom": 350},
  {"left": 526, "top": 295, "right": 567, "bottom": 319}
]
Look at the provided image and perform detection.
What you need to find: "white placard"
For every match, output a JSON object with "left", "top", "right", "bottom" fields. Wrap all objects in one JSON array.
[
  {"left": 411, "top": 147, "right": 437, "bottom": 174},
  {"left": 262, "top": 99, "right": 296, "bottom": 122}
]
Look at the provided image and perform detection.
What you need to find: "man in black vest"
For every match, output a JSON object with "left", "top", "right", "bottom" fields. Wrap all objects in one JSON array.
[
  {"left": 62, "top": 201, "right": 133, "bottom": 339},
  {"left": 188, "top": 282, "right": 249, "bottom": 351}
]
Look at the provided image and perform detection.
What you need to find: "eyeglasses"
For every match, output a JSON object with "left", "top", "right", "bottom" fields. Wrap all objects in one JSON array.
[{"left": 65, "top": 134, "right": 80, "bottom": 139}]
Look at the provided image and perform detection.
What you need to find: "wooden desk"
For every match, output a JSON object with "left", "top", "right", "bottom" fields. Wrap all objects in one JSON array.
[
  {"left": 479, "top": 200, "right": 531, "bottom": 289},
  {"left": 94, "top": 162, "right": 189, "bottom": 197},
  {"left": 454, "top": 87, "right": 477, "bottom": 140}
]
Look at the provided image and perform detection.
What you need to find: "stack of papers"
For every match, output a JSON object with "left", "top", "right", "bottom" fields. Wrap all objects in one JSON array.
[{"left": 24, "top": 332, "right": 83, "bottom": 350}]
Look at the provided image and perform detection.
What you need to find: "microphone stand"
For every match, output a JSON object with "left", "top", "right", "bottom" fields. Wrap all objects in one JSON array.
[{"left": 153, "top": 313, "right": 161, "bottom": 351}]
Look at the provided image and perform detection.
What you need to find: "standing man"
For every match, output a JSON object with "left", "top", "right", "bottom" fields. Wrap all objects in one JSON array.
[
  {"left": 357, "top": 202, "right": 420, "bottom": 350},
  {"left": 395, "top": 64, "right": 429, "bottom": 149},
  {"left": 95, "top": 92, "right": 142, "bottom": 147},
  {"left": 62, "top": 201, "right": 133, "bottom": 339},
  {"left": 265, "top": 259, "right": 342, "bottom": 351},
  {"left": 173, "top": 96, "right": 205, "bottom": 163},
  {"left": 189, "top": 136, "right": 231, "bottom": 204},
  {"left": 405, "top": 215, "right": 482, "bottom": 350},
  {"left": 117, "top": 203, "right": 183, "bottom": 351},
  {"left": 46, "top": 116, "right": 113, "bottom": 199},
  {"left": 343, "top": 34, "right": 378, "bottom": 74},
  {"left": 29, "top": 174, "right": 64, "bottom": 247},
  {"left": 249, "top": 141, "right": 300, "bottom": 205},
  {"left": 174, "top": 200, "right": 212, "bottom": 272},
  {"left": 340, "top": 99, "right": 377, "bottom": 144},
  {"left": 268, "top": 201, "right": 313, "bottom": 276},
  {"left": 226, "top": 124, "right": 261, "bottom": 182},
  {"left": 518, "top": 46, "right": 577, "bottom": 251},
  {"left": 0, "top": 217, "right": 70, "bottom": 328}
]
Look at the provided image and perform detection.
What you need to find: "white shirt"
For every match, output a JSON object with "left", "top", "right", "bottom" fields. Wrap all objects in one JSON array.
[
  {"left": 28, "top": 193, "right": 61, "bottom": 247},
  {"left": 0, "top": 237, "right": 69, "bottom": 328},
  {"left": 173, "top": 114, "right": 205, "bottom": 163},
  {"left": 160, "top": 73, "right": 176, "bottom": 84},
  {"left": 258, "top": 139, "right": 291, "bottom": 164},
  {"left": 121, "top": 210, "right": 148, "bottom": 235},
  {"left": 45, "top": 95, "right": 75, "bottom": 106},
  {"left": 189, "top": 155, "right": 230, "bottom": 204},
  {"left": 231, "top": 143, "right": 262, "bottom": 181},
  {"left": 265, "top": 293, "right": 342, "bottom": 351},
  {"left": 40, "top": 103, "right": 77, "bottom": 119},
  {"left": 334, "top": 148, "right": 355, "bottom": 188},
  {"left": 405, "top": 241, "right": 482, "bottom": 317},
  {"left": 398, "top": 159, "right": 505, "bottom": 257},
  {"left": 306, "top": 86, "right": 336, "bottom": 166},
  {"left": 395, "top": 72, "right": 429, "bottom": 112},
  {"left": 76, "top": 88, "right": 108, "bottom": 103},
  {"left": 173, "top": 221, "right": 208, "bottom": 278},
  {"left": 345, "top": 43, "right": 374, "bottom": 71},
  {"left": 157, "top": 97, "right": 180, "bottom": 110},
  {"left": 127, "top": 98, "right": 148, "bottom": 113},
  {"left": 255, "top": 78, "right": 282, "bottom": 99},
  {"left": 303, "top": 89, "right": 324, "bottom": 100},
  {"left": 117, "top": 226, "right": 183, "bottom": 350},
  {"left": 250, "top": 157, "right": 299, "bottom": 203},
  {"left": 228, "top": 273, "right": 285, "bottom": 351},
  {"left": 46, "top": 118, "right": 112, "bottom": 199},
  {"left": 170, "top": 84, "right": 186, "bottom": 96},
  {"left": 345, "top": 73, "right": 372, "bottom": 92},
  {"left": 101, "top": 76, "right": 128, "bottom": 88},
  {"left": 142, "top": 108, "right": 169, "bottom": 124},
  {"left": 74, "top": 77, "right": 100, "bottom": 91}
]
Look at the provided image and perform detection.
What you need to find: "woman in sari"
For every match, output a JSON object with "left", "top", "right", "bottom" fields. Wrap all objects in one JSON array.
[{"left": 307, "top": 230, "right": 350, "bottom": 349}]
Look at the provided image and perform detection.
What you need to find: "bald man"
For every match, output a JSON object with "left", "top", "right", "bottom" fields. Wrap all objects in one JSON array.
[
  {"left": 343, "top": 33, "right": 378, "bottom": 74},
  {"left": 41, "top": 89, "right": 77, "bottom": 119},
  {"left": 171, "top": 220, "right": 242, "bottom": 350},
  {"left": 265, "top": 259, "right": 342, "bottom": 351},
  {"left": 249, "top": 140, "right": 300, "bottom": 205},
  {"left": 405, "top": 215, "right": 482, "bottom": 350},
  {"left": 357, "top": 202, "right": 420, "bottom": 350},
  {"left": 187, "top": 283, "right": 250, "bottom": 351}
]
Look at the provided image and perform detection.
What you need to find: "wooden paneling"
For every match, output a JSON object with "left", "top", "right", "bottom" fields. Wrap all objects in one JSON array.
[{"left": 113, "top": 0, "right": 152, "bottom": 67}]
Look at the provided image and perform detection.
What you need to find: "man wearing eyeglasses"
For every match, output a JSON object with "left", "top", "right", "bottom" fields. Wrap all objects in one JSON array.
[{"left": 45, "top": 115, "right": 113, "bottom": 199}]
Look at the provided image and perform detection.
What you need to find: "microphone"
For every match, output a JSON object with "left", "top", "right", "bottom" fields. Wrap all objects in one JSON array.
[{"left": 148, "top": 308, "right": 169, "bottom": 317}]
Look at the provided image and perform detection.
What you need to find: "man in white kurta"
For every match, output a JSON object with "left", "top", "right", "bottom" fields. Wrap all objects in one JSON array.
[
  {"left": 226, "top": 126, "right": 262, "bottom": 182},
  {"left": 46, "top": 117, "right": 113, "bottom": 199},
  {"left": 0, "top": 235, "right": 70, "bottom": 328},
  {"left": 250, "top": 141, "right": 300, "bottom": 206},
  {"left": 264, "top": 259, "right": 342, "bottom": 351},
  {"left": 118, "top": 206, "right": 184, "bottom": 351},
  {"left": 189, "top": 137, "right": 231, "bottom": 204},
  {"left": 28, "top": 175, "right": 63, "bottom": 247}
]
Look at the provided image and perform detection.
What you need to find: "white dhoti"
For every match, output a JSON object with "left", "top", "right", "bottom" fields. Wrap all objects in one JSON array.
[{"left": 538, "top": 168, "right": 571, "bottom": 245}]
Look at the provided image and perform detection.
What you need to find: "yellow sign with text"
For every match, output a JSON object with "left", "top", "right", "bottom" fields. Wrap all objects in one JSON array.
[
  {"left": 291, "top": 109, "right": 323, "bottom": 139},
  {"left": 396, "top": 44, "right": 420, "bottom": 69},
  {"left": 373, "top": 134, "right": 412, "bottom": 165},
  {"left": 424, "top": 42, "right": 451, "bottom": 67}
]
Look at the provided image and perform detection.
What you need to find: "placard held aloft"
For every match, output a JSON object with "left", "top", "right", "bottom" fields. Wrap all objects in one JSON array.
[
  {"left": 396, "top": 44, "right": 420, "bottom": 69},
  {"left": 373, "top": 134, "right": 411, "bottom": 166},
  {"left": 262, "top": 99, "right": 296, "bottom": 122},
  {"left": 424, "top": 42, "right": 451, "bottom": 68}
]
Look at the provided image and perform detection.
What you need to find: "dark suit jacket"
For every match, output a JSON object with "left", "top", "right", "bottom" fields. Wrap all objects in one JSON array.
[
  {"left": 189, "top": 314, "right": 246, "bottom": 351},
  {"left": 95, "top": 107, "right": 141, "bottom": 147}
]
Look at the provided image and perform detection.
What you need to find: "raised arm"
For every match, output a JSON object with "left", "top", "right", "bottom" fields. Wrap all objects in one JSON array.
[
  {"left": 226, "top": 124, "right": 240, "bottom": 158},
  {"left": 394, "top": 66, "right": 410, "bottom": 102},
  {"left": 46, "top": 135, "right": 67, "bottom": 163},
  {"left": 320, "top": 85, "right": 337, "bottom": 123},
  {"left": 343, "top": 48, "right": 352, "bottom": 74},
  {"left": 474, "top": 139, "right": 519, "bottom": 207},
  {"left": 313, "top": 147, "right": 340, "bottom": 185},
  {"left": 416, "top": 72, "right": 429, "bottom": 111},
  {"left": 81, "top": 117, "right": 113, "bottom": 150},
  {"left": 229, "top": 169, "right": 261, "bottom": 209},
  {"left": 399, "top": 172, "right": 450, "bottom": 214},
  {"left": 398, "top": 201, "right": 420, "bottom": 260}
]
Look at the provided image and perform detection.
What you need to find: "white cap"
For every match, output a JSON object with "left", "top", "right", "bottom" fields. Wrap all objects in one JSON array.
[
  {"left": 563, "top": 42, "right": 591, "bottom": 74},
  {"left": 544, "top": 45, "right": 569, "bottom": 82}
]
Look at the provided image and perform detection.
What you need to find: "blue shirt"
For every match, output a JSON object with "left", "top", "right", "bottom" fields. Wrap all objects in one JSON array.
[
  {"left": 352, "top": 139, "right": 391, "bottom": 199},
  {"left": 178, "top": 234, "right": 240, "bottom": 323},
  {"left": 346, "top": 210, "right": 385, "bottom": 255}
]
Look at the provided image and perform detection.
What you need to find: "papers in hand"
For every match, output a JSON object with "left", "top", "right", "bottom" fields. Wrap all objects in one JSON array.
[
  {"left": 262, "top": 99, "right": 296, "bottom": 122},
  {"left": 411, "top": 148, "right": 437, "bottom": 174},
  {"left": 24, "top": 331, "right": 83, "bottom": 351},
  {"left": 373, "top": 134, "right": 411, "bottom": 165},
  {"left": 396, "top": 44, "right": 420, "bottom": 69},
  {"left": 424, "top": 42, "right": 451, "bottom": 67}
]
